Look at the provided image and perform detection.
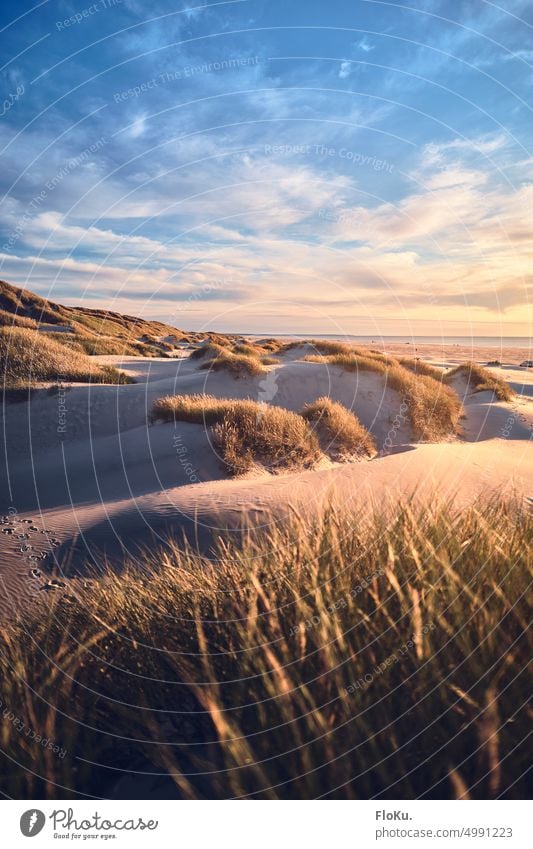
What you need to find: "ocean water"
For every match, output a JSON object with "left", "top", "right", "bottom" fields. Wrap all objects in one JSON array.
[{"left": 254, "top": 334, "right": 531, "bottom": 349}]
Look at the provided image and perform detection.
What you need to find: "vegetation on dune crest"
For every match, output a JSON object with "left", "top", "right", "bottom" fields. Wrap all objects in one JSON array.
[
  {"left": 199, "top": 351, "right": 266, "bottom": 377},
  {"left": 189, "top": 342, "right": 227, "bottom": 360},
  {"left": 231, "top": 342, "right": 264, "bottom": 357},
  {"left": 0, "top": 327, "right": 132, "bottom": 388},
  {"left": 0, "top": 279, "right": 238, "bottom": 360},
  {"left": 0, "top": 499, "right": 529, "bottom": 800},
  {"left": 191, "top": 340, "right": 270, "bottom": 377},
  {"left": 302, "top": 396, "right": 376, "bottom": 459},
  {"left": 152, "top": 393, "right": 238, "bottom": 424},
  {"left": 212, "top": 403, "right": 321, "bottom": 474},
  {"left": 0, "top": 307, "right": 38, "bottom": 329},
  {"left": 0, "top": 279, "right": 169, "bottom": 339},
  {"left": 303, "top": 352, "right": 462, "bottom": 440},
  {"left": 398, "top": 357, "right": 444, "bottom": 381},
  {"left": 444, "top": 362, "right": 514, "bottom": 402},
  {"left": 152, "top": 394, "right": 320, "bottom": 474}
]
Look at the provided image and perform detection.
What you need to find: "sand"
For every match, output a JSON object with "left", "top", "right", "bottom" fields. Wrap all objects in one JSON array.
[{"left": 0, "top": 345, "right": 531, "bottom": 623}]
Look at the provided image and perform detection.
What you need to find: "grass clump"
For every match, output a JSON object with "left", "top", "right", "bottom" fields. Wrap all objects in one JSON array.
[
  {"left": 152, "top": 393, "right": 320, "bottom": 474},
  {"left": 302, "top": 396, "right": 376, "bottom": 459},
  {"left": 0, "top": 327, "right": 132, "bottom": 389},
  {"left": 302, "top": 354, "right": 461, "bottom": 440},
  {"left": 398, "top": 357, "right": 444, "bottom": 381},
  {"left": 199, "top": 352, "right": 266, "bottom": 378},
  {"left": 444, "top": 362, "right": 514, "bottom": 402},
  {"left": 0, "top": 308, "right": 37, "bottom": 329},
  {"left": 304, "top": 352, "right": 392, "bottom": 374},
  {"left": 231, "top": 343, "right": 264, "bottom": 357},
  {"left": 189, "top": 342, "right": 227, "bottom": 361},
  {"left": 0, "top": 499, "right": 529, "bottom": 800},
  {"left": 257, "top": 337, "right": 281, "bottom": 351},
  {"left": 152, "top": 393, "right": 240, "bottom": 425},
  {"left": 213, "top": 403, "right": 321, "bottom": 474}
]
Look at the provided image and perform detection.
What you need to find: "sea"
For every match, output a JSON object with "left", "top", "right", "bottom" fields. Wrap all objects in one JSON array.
[{"left": 249, "top": 334, "right": 531, "bottom": 349}]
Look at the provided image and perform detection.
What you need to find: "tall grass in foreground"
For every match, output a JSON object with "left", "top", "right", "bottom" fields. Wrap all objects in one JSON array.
[{"left": 0, "top": 499, "right": 530, "bottom": 800}]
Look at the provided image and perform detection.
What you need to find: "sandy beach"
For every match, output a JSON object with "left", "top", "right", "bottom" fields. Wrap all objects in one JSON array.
[{"left": 1, "top": 342, "right": 531, "bottom": 625}]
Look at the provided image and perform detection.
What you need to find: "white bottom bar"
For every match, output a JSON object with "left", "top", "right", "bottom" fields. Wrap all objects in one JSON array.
[{"left": 1, "top": 799, "right": 530, "bottom": 848}]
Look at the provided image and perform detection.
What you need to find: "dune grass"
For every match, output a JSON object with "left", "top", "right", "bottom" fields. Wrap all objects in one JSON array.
[
  {"left": 0, "top": 327, "right": 132, "bottom": 389},
  {"left": 152, "top": 393, "right": 251, "bottom": 425},
  {"left": 191, "top": 340, "right": 268, "bottom": 377},
  {"left": 0, "top": 498, "right": 529, "bottom": 800},
  {"left": 51, "top": 332, "right": 151, "bottom": 358},
  {"left": 398, "top": 357, "right": 444, "bottom": 381},
  {"left": 190, "top": 342, "right": 228, "bottom": 361},
  {"left": 444, "top": 362, "right": 514, "bottom": 402},
  {"left": 302, "top": 396, "right": 376, "bottom": 459},
  {"left": 231, "top": 343, "right": 264, "bottom": 357},
  {"left": 303, "top": 352, "right": 392, "bottom": 373},
  {"left": 152, "top": 394, "right": 320, "bottom": 474},
  {"left": 0, "top": 308, "right": 38, "bottom": 329},
  {"left": 257, "top": 338, "right": 281, "bottom": 351},
  {"left": 303, "top": 353, "right": 461, "bottom": 440},
  {"left": 199, "top": 352, "right": 266, "bottom": 378},
  {"left": 212, "top": 403, "right": 321, "bottom": 474}
]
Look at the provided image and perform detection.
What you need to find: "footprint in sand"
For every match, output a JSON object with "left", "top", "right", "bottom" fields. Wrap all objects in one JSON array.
[{"left": 43, "top": 579, "right": 66, "bottom": 590}]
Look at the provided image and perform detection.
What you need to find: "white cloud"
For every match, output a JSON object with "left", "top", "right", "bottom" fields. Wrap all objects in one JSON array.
[{"left": 338, "top": 61, "right": 352, "bottom": 80}]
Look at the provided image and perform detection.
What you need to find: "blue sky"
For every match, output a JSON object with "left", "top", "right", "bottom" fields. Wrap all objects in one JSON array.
[{"left": 0, "top": 0, "right": 531, "bottom": 335}]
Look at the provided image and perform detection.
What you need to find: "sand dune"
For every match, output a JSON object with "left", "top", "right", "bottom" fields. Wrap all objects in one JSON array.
[{"left": 0, "top": 347, "right": 531, "bottom": 622}]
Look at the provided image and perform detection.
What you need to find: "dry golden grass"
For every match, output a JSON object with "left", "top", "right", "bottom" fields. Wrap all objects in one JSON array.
[
  {"left": 387, "top": 369, "right": 462, "bottom": 441},
  {"left": 303, "top": 353, "right": 461, "bottom": 440},
  {"left": 303, "top": 352, "right": 391, "bottom": 373},
  {"left": 0, "top": 279, "right": 196, "bottom": 349},
  {"left": 444, "top": 362, "right": 514, "bottom": 402},
  {"left": 152, "top": 394, "right": 320, "bottom": 474},
  {"left": 257, "top": 338, "right": 280, "bottom": 351},
  {"left": 152, "top": 393, "right": 244, "bottom": 424},
  {"left": 213, "top": 403, "right": 321, "bottom": 474},
  {"left": 0, "top": 327, "right": 132, "bottom": 388},
  {"left": 398, "top": 357, "right": 444, "bottom": 381},
  {"left": 52, "top": 332, "right": 145, "bottom": 357},
  {"left": 302, "top": 396, "right": 376, "bottom": 459},
  {"left": 199, "top": 352, "right": 266, "bottom": 378},
  {"left": 0, "top": 308, "right": 37, "bottom": 329},
  {"left": 261, "top": 356, "right": 280, "bottom": 365},
  {"left": 0, "top": 498, "right": 529, "bottom": 800},
  {"left": 231, "top": 342, "right": 264, "bottom": 357},
  {"left": 190, "top": 342, "right": 228, "bottom": 361},
  {"left": 309, "top": 339, "right": 354, "bottom": 356}
]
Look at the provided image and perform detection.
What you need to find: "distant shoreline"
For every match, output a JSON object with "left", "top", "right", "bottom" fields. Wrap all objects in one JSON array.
[{"left": 241, "top": 333, "right": 532, "bottom": 349}]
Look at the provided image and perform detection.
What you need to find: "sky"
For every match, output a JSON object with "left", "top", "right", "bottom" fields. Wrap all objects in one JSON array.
[{"left": 0, "top": 0, "right": 531, "bottom": 336}]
